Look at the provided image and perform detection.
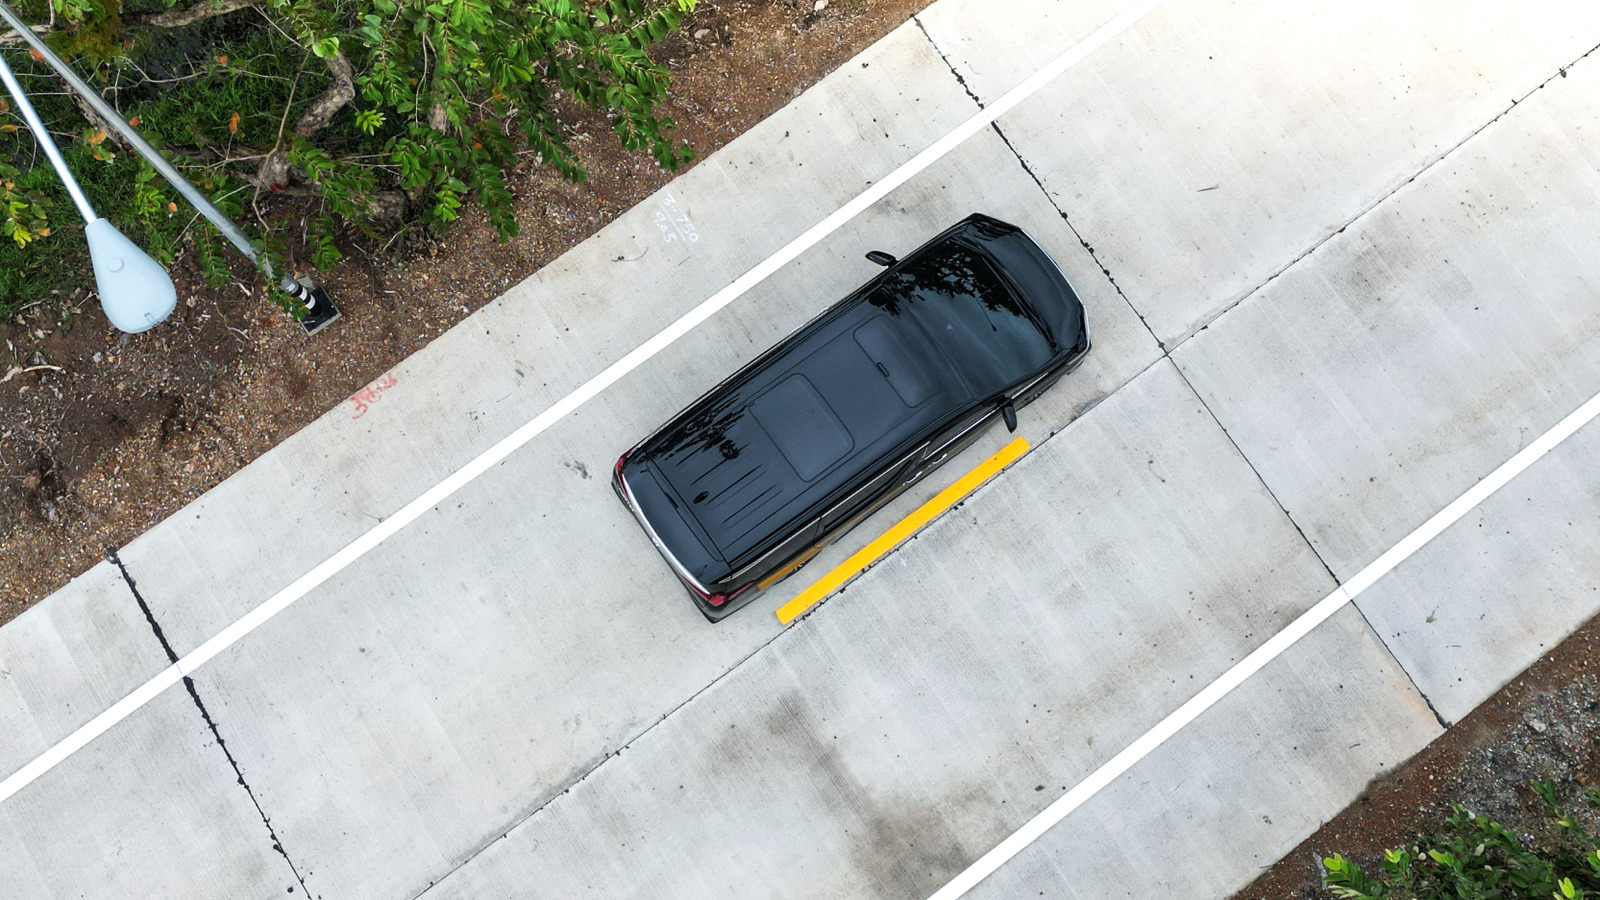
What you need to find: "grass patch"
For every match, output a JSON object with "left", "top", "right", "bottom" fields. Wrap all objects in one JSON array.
[{"left": 0, "top": 142, "right": 210, "bottom": 316}]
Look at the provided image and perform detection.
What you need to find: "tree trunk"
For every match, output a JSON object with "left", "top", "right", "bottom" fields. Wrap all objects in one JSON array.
[
  {"left": 258, "top": 51, "right": 355, "bottom": 191},
  {"left": 138, "top": 0, "right": 261, "bottom": 29}
]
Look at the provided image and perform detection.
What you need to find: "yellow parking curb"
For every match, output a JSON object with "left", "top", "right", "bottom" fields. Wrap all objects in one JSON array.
[{"left": 775, "top": 436, "right": 1032, "bottom": 625}]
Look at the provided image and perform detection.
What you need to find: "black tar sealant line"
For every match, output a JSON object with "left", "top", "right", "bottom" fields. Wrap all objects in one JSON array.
[{"left": 105, "top": 548, "right": 314, "bottom": 897}]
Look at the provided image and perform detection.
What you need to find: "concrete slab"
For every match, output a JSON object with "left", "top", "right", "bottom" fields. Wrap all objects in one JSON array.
[
  {"left": 1352, "top": 405, "right": 1600, "bottom": 724},
  {"left": 0, "top": 561, "right": 164, "bottom": 774},
  {"left": 1174, "top": 53, "right": 1600, "bottom": 719},
  {"left": 0, "top": 684, "right": 296, "bottom": 899},
  {"left": 961, "top": 604, "right": 1441, "bottom": 900},
  {"left": 923, "top": 0, "right": 1600, "bottom": 344},
  {"left": 0, "top": 564, "right": 294, "bottom": 897},
  {"left": 914, "top": 0, "right": 1126, "bottom": 100},
  {"left": 413, "top": 360, "right": 1347, "bottom": 899},
  {"left": 159, "top": 128, "right": 1159, "bottom": 900}
]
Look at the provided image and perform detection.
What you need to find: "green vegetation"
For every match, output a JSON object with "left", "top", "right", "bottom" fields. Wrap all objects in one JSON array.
[
  {"left": 0, "top": 143, "right": 214, "bottom": 315},
  {"left": 1, "top": 0, "right": 698, "bottom": 315},
  {"left": 1323, "top": 782, "right": 1600, "bottom": 900}
]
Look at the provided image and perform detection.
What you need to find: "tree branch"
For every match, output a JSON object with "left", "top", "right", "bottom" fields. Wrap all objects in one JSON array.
[
  {"left": 1, "top": 0, "right": 261, "bottom": 45},
  {"left": 0, "top": 23, "right": 51, "bottom": 48},
  {"left": 136, "top": 0, "right": 262, "bottom": 29},
  {"left": 68, "top": 93, "right": 127, "bottom": 149},
  {"left": 257, "top": 50, "right": 353, "bottom": 190},
  {"left": 292, "top": 51, "right": 354, "bottom": 138}
]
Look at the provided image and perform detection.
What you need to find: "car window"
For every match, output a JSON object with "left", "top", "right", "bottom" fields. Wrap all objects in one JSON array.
[
  {"left": 749, "top": 373, "right": 855, "bottom": 481},
  {"left": 868, "top": 243, "right": 1054, "bottom": 398}
]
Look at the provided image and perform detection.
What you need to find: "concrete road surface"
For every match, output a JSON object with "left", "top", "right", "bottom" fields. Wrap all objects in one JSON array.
[{"left": 3, "top": 1, "right": 1599, "bottom": 898}]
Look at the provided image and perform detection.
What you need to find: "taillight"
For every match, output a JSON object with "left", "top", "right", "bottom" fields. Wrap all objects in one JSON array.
[
  {"left": 616, "top": 437, "right": 652, "bottom": 482},
  {"left": 701, "top": 581, "right": 754, "bottom": 609}
]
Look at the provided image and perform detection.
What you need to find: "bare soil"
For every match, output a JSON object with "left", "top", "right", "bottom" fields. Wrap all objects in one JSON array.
[
  {"left": 0, "top": 0, "right": 931, "bottom": 625},
  {"left": 1233, "top": 609, "right": 1600, "bottom": 899}
]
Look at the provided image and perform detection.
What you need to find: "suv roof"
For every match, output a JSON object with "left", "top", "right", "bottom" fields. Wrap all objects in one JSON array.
[
  {"left": 644, "top": 301, "right": 967, "bottom": 565},
  {"left": 619, "top": 215, "right": 1065, "bottom": 592}
]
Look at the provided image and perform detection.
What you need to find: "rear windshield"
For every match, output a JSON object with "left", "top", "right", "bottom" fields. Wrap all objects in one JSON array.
[{"left": 868, "top": 244, "right": 1053, "bottom": 397}]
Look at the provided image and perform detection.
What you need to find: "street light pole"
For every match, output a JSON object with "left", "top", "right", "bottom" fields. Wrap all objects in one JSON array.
[
  {"left": 0, "top": 0, "right": 340, "bottom": 334},
  {"left": 0, "top": 47, "right": 175, "bottom": 332}
]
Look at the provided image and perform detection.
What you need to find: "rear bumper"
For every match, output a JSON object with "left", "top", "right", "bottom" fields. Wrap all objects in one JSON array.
[{"left": 613, "top": 465, "right": 752, "bottom": 622}]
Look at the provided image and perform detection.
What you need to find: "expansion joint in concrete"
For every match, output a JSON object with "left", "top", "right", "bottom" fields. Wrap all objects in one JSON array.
[
  {"left": 410, "top": 593, "right": 848, "bottom": 896},
  {"left": 912, "top": 16, "right": 985, "bottom": 110},
  {"left": 914, "top": 14, "right": 1166, "bottom": 353},
  {"left": 1180, "top": 36, "right": 1600, "bottom": 347},
  {"left": 1345, "top": 597, "right": 1453, "bottom": 730},
  {"left": 1143, "top": 43, "right": 1600, "bottom": 735},
  {"left": 1165, "top": 371, "right": 1453, "bottom": 731},
  {"left": 1166, "top": 369, "right": 1339, "bottom": 579},
  {"left": 104, "top": 548, "right": 315, "bottom": 898},
  {"left": 913, "top": 15, "right": 1552, "bottom": 738}
]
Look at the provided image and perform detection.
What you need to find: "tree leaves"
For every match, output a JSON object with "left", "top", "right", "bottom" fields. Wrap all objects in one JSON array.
[
  {"left": 2, "top": 182, "right": 51, "bottom": 248},
  {"left": 1323, "top": 791, "right": 1600, "bottom": 900},
  {"left": 10, "top": 0, "right": 698, "bottom": 270},
  {"left": 326, "top": 0, "right": 697, "bottom": 238},
  {"left": 309, "top": 216, "right": 343, "bottom": 269},
  {"left": 1323, "top": 854, "right": 1387, "bottom": 899},
  {"left": 355, "top": 109, "right": 386, "bottom": 134}
]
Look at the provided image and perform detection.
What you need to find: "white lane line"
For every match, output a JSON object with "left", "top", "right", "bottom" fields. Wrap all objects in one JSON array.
[
  {"left": 0, "top": 0, "right": 1169, "bottom": 808},
  {"left": 926, "top": 388, "right": 1600, "bottom": 900}
]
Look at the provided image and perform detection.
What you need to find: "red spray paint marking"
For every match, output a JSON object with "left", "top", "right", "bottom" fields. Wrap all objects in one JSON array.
[{"left": 348, "top": 372, "right": 399, "bottom": 419}]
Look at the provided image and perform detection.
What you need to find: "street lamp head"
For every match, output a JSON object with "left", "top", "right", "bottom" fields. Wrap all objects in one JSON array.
[{"left": 85, "top": 218, "right": 177, "bottom": 333}]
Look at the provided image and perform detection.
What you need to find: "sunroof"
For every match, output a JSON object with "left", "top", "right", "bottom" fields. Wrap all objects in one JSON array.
[
  {"left": 749, "top": 374, "right": 854, "bottom": 481},
  {"left": 854, "top": 315, "right": 934, "bottom": 407}
]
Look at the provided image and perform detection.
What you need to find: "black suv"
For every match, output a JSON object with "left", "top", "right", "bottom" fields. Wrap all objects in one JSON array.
[{"left": 614, "top": 214, "right": 1090, "bottom": 620}]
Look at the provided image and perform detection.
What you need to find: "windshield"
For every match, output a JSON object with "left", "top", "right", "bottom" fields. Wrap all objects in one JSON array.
[{"left": 868, "top": 243, "right": 1053, "bottom": 398}]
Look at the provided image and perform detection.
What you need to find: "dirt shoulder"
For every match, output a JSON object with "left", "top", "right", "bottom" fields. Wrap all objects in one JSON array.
[
  {"left": 1233, "top": 609, "right": 1600, "bottom": 899},
  {"left": 0, "top": 0, "right": 932, "bottom": 625}
]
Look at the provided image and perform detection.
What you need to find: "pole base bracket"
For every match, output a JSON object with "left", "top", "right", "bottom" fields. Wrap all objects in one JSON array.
[{"left": 297, "top": 284, "right": 342, "bottom": 335}]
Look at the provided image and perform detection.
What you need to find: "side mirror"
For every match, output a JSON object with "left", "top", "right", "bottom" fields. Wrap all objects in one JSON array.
[
  {"left": 1001, "top": 400, "right": 1018, "bottom": 433},
  {"left": 865, "top": 250, "right": 897, "bottom": 267}
]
